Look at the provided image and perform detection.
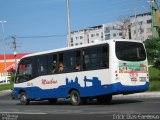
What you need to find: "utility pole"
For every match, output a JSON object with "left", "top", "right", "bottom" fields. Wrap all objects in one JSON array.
[
  {"left": 66, "top": 0, "right": 71, "bottom": 47},
  {"left": 12, "top": 36, "right": 17, "bottom": 69},
  {"left": 0, "top": 20, "right": 7, "bottom": 79},
  {"left": 151, "top": 0, "right": 159, "bottom": 38}
]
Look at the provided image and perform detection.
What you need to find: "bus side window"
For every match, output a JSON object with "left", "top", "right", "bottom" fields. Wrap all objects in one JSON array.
[
  {"left": 83, "top": 47, "right": 98, "bottom": 70},
  {"left": 83, "top": 54, "right": 89, "bottom": 70},
  {"left": 48, "top": 54, "right": 58, "bottom": 74},
  {"left": 37, "top": 56, "right": 47, "bottom": 76},
  {"left": 58, "top": 53, "right": 64, "bottom": 73},
  {"left": 82, "top": 44, "right": 109, "bottom": 70},
  {"left": 58, "top": 50, "right": 81, "bottom": 73},
  {"left": 99, "top": 45, "right": 109, "bottom": 68},
  {"left": 64, "top": 51, "right": 81, "bottom": 72},
  {"left": 75, "top": 50, "right": 81, "bottom": 71}
]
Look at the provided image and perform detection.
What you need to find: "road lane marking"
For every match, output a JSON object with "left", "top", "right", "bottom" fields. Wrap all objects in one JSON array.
[{"left": 0, "top": 112, "right": 47, "bottom": 114}]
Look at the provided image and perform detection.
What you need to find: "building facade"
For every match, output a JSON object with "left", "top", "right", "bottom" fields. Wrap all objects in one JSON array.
[
  {"left": 69, "top": 12, "right": 152, "bottom": 47},
  {"left": 103, "top": 23, "right": 123, "bottom": 40},
  {"left": 70, "top": 30, "right": 87, "bottom": 47},
  {"left": 69, "top": 24, "right": 123, "bottom": 47},
  {"left": 0, "top": 53, "right": 29, "bottom": 80},
  {"left": 130, "top": 12, "right": 152, "bottom": 41}
]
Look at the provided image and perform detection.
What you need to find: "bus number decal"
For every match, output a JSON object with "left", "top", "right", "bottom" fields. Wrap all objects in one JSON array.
[{"left": 27, "top": 82, "right": 33, "bottom": 86}]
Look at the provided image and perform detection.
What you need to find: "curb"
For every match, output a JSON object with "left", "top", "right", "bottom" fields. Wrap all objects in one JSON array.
[
  {"left": 0, "top": 90, "right": 160, "bottom": 98},
  {"left": 113, "top": 92, "right": 160, "bottom": 99},
  {"left": 0, "top": 89, "right": 12, "bottom": 96}
]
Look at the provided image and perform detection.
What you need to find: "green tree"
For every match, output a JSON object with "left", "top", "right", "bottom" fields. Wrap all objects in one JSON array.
[
  {"left": 10, "top": 70, "right": 16, "bottom": 82},
  {"left": 144, "top": 38, "right": 160, "bottom": 69}
]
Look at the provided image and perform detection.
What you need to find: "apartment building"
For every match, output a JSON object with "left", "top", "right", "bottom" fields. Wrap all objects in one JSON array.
[
  {"left": 103, "top": 23, "right": 123, "bottom": 40},
  {"left": 69, "top": 12, "right": 152, "bottom": 46},
  {"left": 130, "top": 12, "right": 152, "bottom": 41},
  {"left": 70, "top": 30, "right": 87, "bottom": 46},
  {"left": 69, "top": 24, "right": 123, "bottom": 47}
]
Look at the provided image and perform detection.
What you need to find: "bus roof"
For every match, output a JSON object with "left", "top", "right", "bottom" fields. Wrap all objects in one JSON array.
[{"left": 23, "top": 39, "right": 143, "bottom": 59}]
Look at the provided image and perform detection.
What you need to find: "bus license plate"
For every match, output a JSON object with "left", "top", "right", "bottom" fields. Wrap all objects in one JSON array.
[{"left": 139, "top": 77, "right": 146, "bottom": 82}]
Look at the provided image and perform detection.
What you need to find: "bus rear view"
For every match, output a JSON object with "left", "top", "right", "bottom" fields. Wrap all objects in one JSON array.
[{"left": 114, "top": 41, "right": 149, "bottom": 94}]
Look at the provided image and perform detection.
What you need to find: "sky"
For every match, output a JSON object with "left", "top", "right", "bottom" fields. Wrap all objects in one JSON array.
[{"left": 0, "top": 0, "right": 158, "bottom": 54}]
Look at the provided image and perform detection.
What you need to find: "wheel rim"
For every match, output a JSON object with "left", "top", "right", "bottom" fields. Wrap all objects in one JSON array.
[
  {"left": 71, "top": 92, "right": 79, "bottom": 103},
  {"left": 20, "top": 94, "right": 27, "bottom": 104}
]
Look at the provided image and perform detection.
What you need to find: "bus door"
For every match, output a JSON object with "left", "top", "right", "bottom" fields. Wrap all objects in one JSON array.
[{"left": 15, "top": 58, "right": 34, "bottom": 98}]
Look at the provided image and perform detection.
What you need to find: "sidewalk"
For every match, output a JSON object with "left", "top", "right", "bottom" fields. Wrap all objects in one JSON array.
[
  {"left": 113, "top": 92, "right": 160, "bottom": 99},
  {"left": 0, "top": 89, "right": 12, "bottom": 96}
]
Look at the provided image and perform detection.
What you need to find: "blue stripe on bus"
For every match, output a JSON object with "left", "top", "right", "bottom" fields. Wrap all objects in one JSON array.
[{"left": 14, "top": 82, "right": 149, "bottom": 99}]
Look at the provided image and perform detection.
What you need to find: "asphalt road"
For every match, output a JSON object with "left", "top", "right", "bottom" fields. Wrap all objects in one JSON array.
[{"left": 0, "top": 93, "right": 160, "bottom": 120}]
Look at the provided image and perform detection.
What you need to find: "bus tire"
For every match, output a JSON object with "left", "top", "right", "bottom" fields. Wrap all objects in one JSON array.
[
  {"left": 48, "top": 98, "right": 57, "bottom": 104},
  {"left": 70, "top": 90, "right": 81, "bottom": 106},
  {"left": 97, "top": 95, "right": 112, "bottom": 105},
  {"left": 19, "top": 92, "right": 30, "bottom": 105}
]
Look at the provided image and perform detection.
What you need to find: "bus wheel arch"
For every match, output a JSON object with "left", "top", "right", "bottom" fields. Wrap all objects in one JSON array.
[
  {"left": 19, "top": 90, "right": 30, "bottom": 105},
  {"left": 68, "top": 88, "right": 79, "bottom": 96}
]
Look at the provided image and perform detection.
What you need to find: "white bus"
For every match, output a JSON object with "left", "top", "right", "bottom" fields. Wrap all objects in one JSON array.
[{"left": 13, "top": 39, "right": 149, "bottom": 105}]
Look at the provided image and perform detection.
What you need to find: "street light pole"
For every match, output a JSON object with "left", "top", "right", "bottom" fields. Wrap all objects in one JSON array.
[
  {"left": 151, "top": 0, "right": 159, "bottom": 38},
  {"left": 66, "top": 0, "right": 71, "bottom": 47},
  {"left": 0, "top": 20, "right": 7, "bottom": 79}
]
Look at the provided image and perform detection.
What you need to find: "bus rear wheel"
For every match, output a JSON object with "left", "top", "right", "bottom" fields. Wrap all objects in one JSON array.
[
  {"left": 19, "top": 92, "right": 30, "bottom": 105},
  {"left": 70, "top": 90, "right": 81, "bottom": 106}
]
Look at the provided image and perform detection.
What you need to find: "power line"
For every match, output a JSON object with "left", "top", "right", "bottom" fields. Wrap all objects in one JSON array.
[
  {"left": 0, "top": 34, "right": 66, "bottom": 41},
  {"left": 16, "top": 34, "right": 66, "bottom": 39}
]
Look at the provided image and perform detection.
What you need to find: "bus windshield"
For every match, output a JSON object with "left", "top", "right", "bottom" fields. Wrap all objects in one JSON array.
[{"left": 116, "top": 41, "right": 146, "bottom": 61}]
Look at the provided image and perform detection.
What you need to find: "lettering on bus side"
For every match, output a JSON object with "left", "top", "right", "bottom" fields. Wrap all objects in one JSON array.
[{"left": 41, "top": 78, "right": 57, "bottom": 85}]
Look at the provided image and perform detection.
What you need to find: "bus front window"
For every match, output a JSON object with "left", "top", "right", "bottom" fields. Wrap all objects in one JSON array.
[{"left": 15, "top": 59, "right": 32, "bottom": 83}]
